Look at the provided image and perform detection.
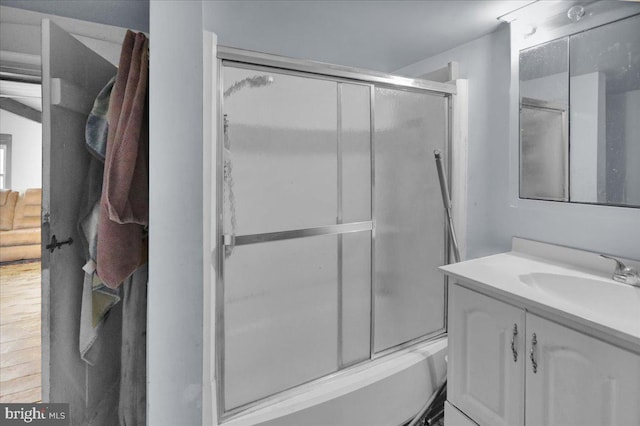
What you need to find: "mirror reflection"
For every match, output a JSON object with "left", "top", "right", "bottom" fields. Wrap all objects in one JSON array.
[
  {"left": 520, "top": 38, "right": 569, "bottom": 201},
  {"left": 519, "top": 14, "right": 640, "bottom": 208},
  {"left": 570, "top": 14, "right": 640, "bottom": 206}
]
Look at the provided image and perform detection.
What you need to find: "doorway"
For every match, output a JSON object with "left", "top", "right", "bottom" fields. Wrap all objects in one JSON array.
[
  {"left": 0, "top": 80, "right": 43, "bottom": 403},
  {"left": 0, "top": 6, "right": 131, "bottom": 420}
]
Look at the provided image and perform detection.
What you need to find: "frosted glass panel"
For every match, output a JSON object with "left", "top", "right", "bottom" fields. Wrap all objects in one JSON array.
[
  {"left": 224, "top": 236, "right": 338, "bottom": 410},
  {"left": 373, "top": 88, "right": 446, "bottom": 353},
  {"left": 223, "top": 66, "right": 337, "bottom": 235},
  {"left": 519, "top": 38, "right": 569, "bottom": 202},
  {"left": 520, "top": 106, "right": 568, "bottom": 201},
  {"left": 340, "top": 232, "right": 371, "bottom": 366},
  {"left": 341, "top": 83, "right": 371, "bottom": 222}
]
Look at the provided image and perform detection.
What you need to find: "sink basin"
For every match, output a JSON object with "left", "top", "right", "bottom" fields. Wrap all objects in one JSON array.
[{"left": 519, "top": 272, "right": 640, "bottom": 330}]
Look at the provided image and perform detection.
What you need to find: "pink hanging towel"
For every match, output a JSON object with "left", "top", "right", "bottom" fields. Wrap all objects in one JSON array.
[{"left": 97, "top": 30, "right": 149, "bottom": 289}]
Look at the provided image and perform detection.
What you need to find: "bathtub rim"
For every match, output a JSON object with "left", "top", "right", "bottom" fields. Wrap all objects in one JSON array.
[{"left": 218, "top": 336, "right": 448, "bottom": 426}]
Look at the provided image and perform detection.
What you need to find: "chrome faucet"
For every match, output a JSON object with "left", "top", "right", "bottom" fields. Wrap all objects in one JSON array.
[{"left": 600, "top": 255, "right": 640, "bottom": 286}]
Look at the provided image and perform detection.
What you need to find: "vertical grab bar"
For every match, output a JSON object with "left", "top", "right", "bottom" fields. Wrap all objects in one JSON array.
[{"left": 434, "top": 150, "right": 461, "bottom": 263}]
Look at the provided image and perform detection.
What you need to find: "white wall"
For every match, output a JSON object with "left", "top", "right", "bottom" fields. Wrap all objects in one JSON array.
[
  {"left": 396, "top": 24, "right": 640, "bottom": 261},
  {"left": 0, "top": 109, "right": 42, "bottom": 192},
  {"left": 148, "top": 2, "right": 205, "bottom": 425}
]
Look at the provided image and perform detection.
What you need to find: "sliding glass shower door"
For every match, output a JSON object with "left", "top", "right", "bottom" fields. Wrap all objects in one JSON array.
[
  {"left": 221, "top": 66, "right": 372, "bottom": 411},
  {"left": 373, "top": 87, "right": 447, "bottom": 352},
  {"left": 219, "top": 63, "right": 449, "bottom": 414}
]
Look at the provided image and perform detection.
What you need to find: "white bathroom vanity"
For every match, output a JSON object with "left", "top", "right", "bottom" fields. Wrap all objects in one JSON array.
[{"left": 441, "top": 238, "right": 640, "bottom": 426}]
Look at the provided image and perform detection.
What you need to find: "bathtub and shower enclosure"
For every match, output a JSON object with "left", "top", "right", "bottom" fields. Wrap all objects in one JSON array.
[{"left": 213, "top": 47, "right": 458, "bottom": 422}]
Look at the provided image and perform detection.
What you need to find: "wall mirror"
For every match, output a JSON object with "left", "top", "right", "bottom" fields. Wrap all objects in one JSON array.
[{"left": 519, "top": 13, "right": 640, "bottom": 208}]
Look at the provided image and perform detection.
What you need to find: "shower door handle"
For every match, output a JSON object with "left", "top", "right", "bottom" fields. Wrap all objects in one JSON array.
[
  {"left": 222, "top": 234, "right": 236, "bottom": 257},
  {"left": 223, "top": 234, "right": 236, "bottom": 247}
]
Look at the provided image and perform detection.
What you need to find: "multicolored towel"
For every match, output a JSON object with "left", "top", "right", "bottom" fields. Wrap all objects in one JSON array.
[{"left": 85, "top": 76, "right": 115, "bottom": 161}]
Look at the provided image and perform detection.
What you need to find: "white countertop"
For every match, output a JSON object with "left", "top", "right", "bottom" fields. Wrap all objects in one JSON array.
[{"left": 440, "top": 245, "right": 640, "bottom": 354}]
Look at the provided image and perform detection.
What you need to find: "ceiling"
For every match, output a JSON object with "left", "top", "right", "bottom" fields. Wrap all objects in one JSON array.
[
  {"left": 1, "top": 0, "right": 534, "bottom": 74},
  {"left": 204, "top": 0, "right": 534, "bottom": 73},
  {"left": 1, "top": 0, "right": 535, "bottom": 119},
  {"left": 0, "top": 0, "right": 149, "bottom": 32}
]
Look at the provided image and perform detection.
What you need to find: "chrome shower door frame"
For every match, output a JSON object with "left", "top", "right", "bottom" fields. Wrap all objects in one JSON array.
[{"left": 215, "top": 46, "right": 457, "bottom": 421}]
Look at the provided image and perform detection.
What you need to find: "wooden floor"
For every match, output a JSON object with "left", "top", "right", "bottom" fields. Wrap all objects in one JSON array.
[{"left": 0, "top": 261, "right": 41, "bottom": 403}]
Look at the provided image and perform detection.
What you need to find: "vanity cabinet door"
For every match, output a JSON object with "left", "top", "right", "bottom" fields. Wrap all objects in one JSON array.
[
  {"left": 525, "top": 313, "right": 640, "bottom": 426},
  {"left": 449, "top": 285, "right": 525, "bottom": 426}
]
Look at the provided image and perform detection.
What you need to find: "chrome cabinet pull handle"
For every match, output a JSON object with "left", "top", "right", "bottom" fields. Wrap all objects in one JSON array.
[
  {"left": 510, "top": 324, "right": 518, "bottom": 362},
  {"left": 530, "top": 333, "right": 538, "bottom": 374}
]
